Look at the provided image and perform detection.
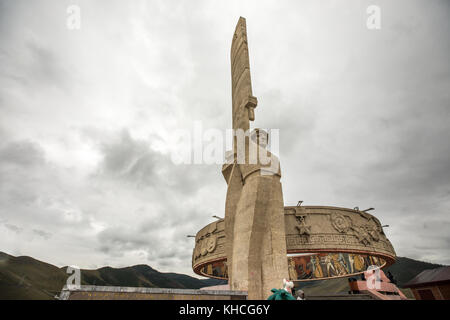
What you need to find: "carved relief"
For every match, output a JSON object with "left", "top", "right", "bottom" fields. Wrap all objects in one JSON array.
[
  {"left": 365, "top": 224, "right": 381, "bottom": 242},
  {"left": 200, "top": 236, "right": 209, "bottom": 256},
  {"left": 351, "top": 225, "right": 372, "bottom": 246},
  {"left": 295, "top": 213, "right": 311, "bottom": 236},
  {"left": 350, "top": 218, "right": 382, "bottom": 246},
  {"left": 329, "top": 212, "right": 383, "bottom": 247},
  {"left": 193, "top": 221, "right": 222, "bottom": 261},
  {"left": 193, "top": 206, "right": 396, "bottom": 276},
  {"left": 331, "top": 213, "right": 351, "bottom": 233},
  {"left": 206, "top": 236, "right": 217, "bottom": 253}
]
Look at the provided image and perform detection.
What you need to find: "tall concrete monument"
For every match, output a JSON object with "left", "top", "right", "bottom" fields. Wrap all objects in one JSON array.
[
  {"left": 222, "top": 17, "right": 288, "bottom": 300},
  {"left": 192, "top": 17, "right": 397, "bottom": 301}
]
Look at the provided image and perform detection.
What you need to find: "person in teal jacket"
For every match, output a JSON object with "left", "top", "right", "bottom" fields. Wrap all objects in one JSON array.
[{"left": 267, "top": 279, "right": 296, "bottom": 300}]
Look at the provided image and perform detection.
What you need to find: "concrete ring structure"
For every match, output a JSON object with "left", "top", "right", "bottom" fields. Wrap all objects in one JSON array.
[{"left": 192, "top": 205, "right": 396, "bottom": 282}]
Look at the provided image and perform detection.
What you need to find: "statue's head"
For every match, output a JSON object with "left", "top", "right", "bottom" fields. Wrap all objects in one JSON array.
[{"left": 250, "top": 128, "right": 268, "bottom": 148}]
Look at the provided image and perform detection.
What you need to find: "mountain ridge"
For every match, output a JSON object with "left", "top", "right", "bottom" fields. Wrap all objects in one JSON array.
[
  {"left": 0, "top": 251, "right": 444, "bottom": 299},
  {"left": 0, "top": 251, "right": 225, "bottom": 299}
]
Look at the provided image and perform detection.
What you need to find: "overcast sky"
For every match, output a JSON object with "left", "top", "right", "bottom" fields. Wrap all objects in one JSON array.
[{"left": 0, "top": 0, "right": 449, "bottom": 277}]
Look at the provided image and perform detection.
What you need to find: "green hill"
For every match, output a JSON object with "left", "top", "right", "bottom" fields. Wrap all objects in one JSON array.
[
  {"left": 0, "top": 251, "right": 224, "bottom": 300},
  {"left": 384, "top": 256, "right": 443, "bottom": 287},
  {"left": 0, "top": 251, "right": 67, "bottom": 299},
  {"left": 0, "top": 252, "right": 444, "bottom": 299}
]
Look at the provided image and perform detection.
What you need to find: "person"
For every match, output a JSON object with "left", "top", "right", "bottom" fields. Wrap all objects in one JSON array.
[
  {"left": 267, "top": 279, "right": 296, "bottom": 300},
  {"left": 288, "top": 258, "right": 298, "bottom": 280},
  {"left": 295, "top": 289, "right": 305, "bottom": 300}
]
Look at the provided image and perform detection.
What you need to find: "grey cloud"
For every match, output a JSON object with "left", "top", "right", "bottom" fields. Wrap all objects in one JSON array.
[
  {"left": 97, "top": 130, "right": 160, "bottom": 186},
  {"left": 98, "top": 226, "right": 151, "bottom": 253},
  {"left": 3, "top": 223, "right": 22, "bottom": 233},
  {"left": 97, "top": 223, "right": 194, "bottom": 267},
  {"left": 94, "top": 129, "right": 218, "bottom": 197},
  {"left": 0, "top": 140, "right": 45, "bottom": 167},
  {"left": 24, "top": 41, "right": 69, "bottom": 89},
  {"left": 0, "top": 0, "right": 448, "bottom": 274},
  {"left": 32, "top": 229, "right": 52, "bottom": 240}
]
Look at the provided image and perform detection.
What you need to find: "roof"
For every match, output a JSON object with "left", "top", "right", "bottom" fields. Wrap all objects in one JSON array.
[
  {"left": 58, "top": 285, "right": 247, "bottom": 300},
  {"left": 404, "top": 266, "right": 450, "bottom": 287}
]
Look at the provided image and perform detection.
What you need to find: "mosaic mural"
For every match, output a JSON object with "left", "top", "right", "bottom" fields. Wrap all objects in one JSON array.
[
  {"left": 287, "top": 253, "right": 385, "bottom": 280},
  {"left": 201, "top": 259, "right": 228, "bottom": 279},
  {"left": 199, "top": 253, "right": 385, "bottom": 281}
]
